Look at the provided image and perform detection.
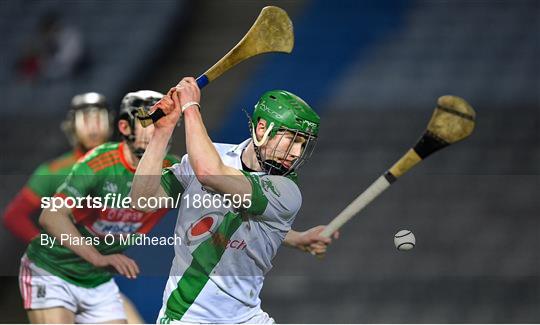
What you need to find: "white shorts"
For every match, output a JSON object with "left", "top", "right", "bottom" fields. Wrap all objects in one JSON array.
[
  {"left": 156, "top": 308, "right": 274, "bottom": 324},
  {"left": 19, "top": 255, "right": 127, "bottom": 323}
]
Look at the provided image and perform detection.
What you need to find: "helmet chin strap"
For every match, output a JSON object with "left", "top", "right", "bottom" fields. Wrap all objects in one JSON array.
[
  {"left": 263, "top": 159, "right": 289, "bottom": 175},
  {"left": 251, "top": 122, "right": 292, "bottom": 176},
  {"left": 251, "top": 122, "right": 274, "bottom": 146},
  {"left": 124, "top": 140, "right": 146, "bottom": 159},
  {"left": 132, "top": 148, "right": 146, "bottom": 159}
]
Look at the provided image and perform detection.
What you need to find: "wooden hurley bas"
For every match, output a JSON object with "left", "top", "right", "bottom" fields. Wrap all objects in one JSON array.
[{"left": 321, "top": 95, "right": 476, "bottom": 238}]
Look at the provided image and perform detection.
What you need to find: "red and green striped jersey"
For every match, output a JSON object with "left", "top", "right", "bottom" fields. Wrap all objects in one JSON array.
[{"left": 26, "top": 142, "right": 179, "bottom": 288}]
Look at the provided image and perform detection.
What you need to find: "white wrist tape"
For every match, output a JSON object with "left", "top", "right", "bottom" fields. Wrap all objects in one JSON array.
[{"left": 181, "top": 101, "right": 201, "bottom": 112}]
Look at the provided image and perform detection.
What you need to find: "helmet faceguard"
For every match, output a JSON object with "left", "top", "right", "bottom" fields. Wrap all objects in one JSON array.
[
  {"left": 250, "top": 90, "right": 320, "bottom": 176},
  {"left": 119, "top": 90, "right": 164, "bottom": 158},
  {"left": 62, "top": 92, "right": 112, "bottom": 151}
]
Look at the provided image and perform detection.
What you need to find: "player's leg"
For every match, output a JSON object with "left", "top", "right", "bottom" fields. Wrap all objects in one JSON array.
[
  {"left": 19, "top": 255, "right": 78, "bottom": 323},
  {"left": 26, "top": 307, "right": 75, "bottom": 323},
  {"left": 74, "top": 278, "right": 128, "bottom": 324},
  {"left": 120, "top": 293, "right": 144, "bottom": 324}
]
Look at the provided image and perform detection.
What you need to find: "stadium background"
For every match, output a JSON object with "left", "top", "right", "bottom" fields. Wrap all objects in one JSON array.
[{"left": 0, "top": 0, "right": 538, "bottom": 322}]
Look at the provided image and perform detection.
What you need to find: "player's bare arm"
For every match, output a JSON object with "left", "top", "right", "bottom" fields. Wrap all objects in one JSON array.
[
  {"left": 174, "top": 77, "right": 252, "bottom": 196},
  {"left": 284, "top": 226, "right": 340, "bottom": 256},
  {"left": 130, "top": 93, "right": 179, "bottom": 209},
  {"left": 39, "top": 205, "right": 139, "bottom": 279}
]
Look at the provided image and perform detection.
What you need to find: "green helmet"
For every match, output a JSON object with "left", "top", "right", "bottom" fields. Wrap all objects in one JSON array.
[
  {"left": 251, "top": 90, "right": 320, "bottom": 138},
  {"left": 250, "top": 90, "right": 320, "bottom": 176}
]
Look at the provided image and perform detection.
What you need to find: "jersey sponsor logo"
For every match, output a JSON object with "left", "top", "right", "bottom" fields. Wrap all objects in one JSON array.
[
  {"left": 200, "top": 185, "right": 217, "bottom": 195},
  {"left": 228, "top": 239, "right": 247, "bottom": 250},
  {"left": 213, "top": 235, "right": 247, "bottom": 250},
  {"left": 102, "top": 208, "right": 145, "bottom": 222},
  {"left": 61, "top": 184, "right": 82, "bottom": 197},
  {"left": 262, "top": 178, "right": 280, "bottom": 196},
  {"left": 186, "top": 213, "right": 221, "bottom": 244},
  {"left": 91, "top": 220, "right": 143, "bottom": 235},
  {"left": 210, "top": 232, "right": 247, "bottom": 250},
  {"left": 103, "top": 181, "right": 118, "bottom": 193},
  {"left": 186, "top": 213, "right": 247, "bottom": 250},
  {"left": 81, "top": 208, "right": 158, "bottom": 236}
]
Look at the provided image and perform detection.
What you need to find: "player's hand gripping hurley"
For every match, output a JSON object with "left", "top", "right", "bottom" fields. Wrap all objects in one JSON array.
[
  {"left": 136, "top": 6, "right": 294, "bottom": 127},
  {"left": 320, "top": 95, "right": 476, "bottom": 238}
]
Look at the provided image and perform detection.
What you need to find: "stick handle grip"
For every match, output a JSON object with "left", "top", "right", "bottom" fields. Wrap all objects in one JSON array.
[
  {"left": 320, "top": 175, "right": 391, "bottom": 237},
  {"left": 138, "top": 74, "right": 210, "bottom": 127},
  {"left": 196, "top": 74, "right": 210, "bottom": 89}
]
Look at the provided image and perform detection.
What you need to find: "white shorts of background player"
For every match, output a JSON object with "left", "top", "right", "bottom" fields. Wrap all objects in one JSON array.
[{"left": 19, "top": 255, "right": 126, "bottom": 323}]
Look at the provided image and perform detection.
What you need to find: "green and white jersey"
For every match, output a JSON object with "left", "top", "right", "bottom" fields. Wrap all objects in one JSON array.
[{"left": 158, "top": 139, "right": 301, "bottom": 323}]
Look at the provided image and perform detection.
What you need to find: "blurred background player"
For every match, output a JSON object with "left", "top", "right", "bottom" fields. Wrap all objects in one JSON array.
[
  {"left": 2, "top": 92, "right": 144, "bottom": 323},
  {"left": 3, "top": 92, "right": 111, "bottom": 244},
  {"left": 18, "top": 90, "right": 176, "bottom": 323}
]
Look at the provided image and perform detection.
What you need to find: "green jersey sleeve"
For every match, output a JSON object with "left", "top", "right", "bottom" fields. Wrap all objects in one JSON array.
[
  {"left": 26, "top": 163, "right": 58, "bottom": 198},
  {"left": 26, "top": 151, "right": 81, "bottom": 198},
  {"left": 241, "top": 171, "right": 302, "bottom": 231},
  {"left": 161, "top": 168, "right": 184, "bottom": 198},
  {"left": 164, "top": 153, "right": 181, "bottom": 168},
  {"left": 160, "top": 154, "right": 190, "bottom": 198}
]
